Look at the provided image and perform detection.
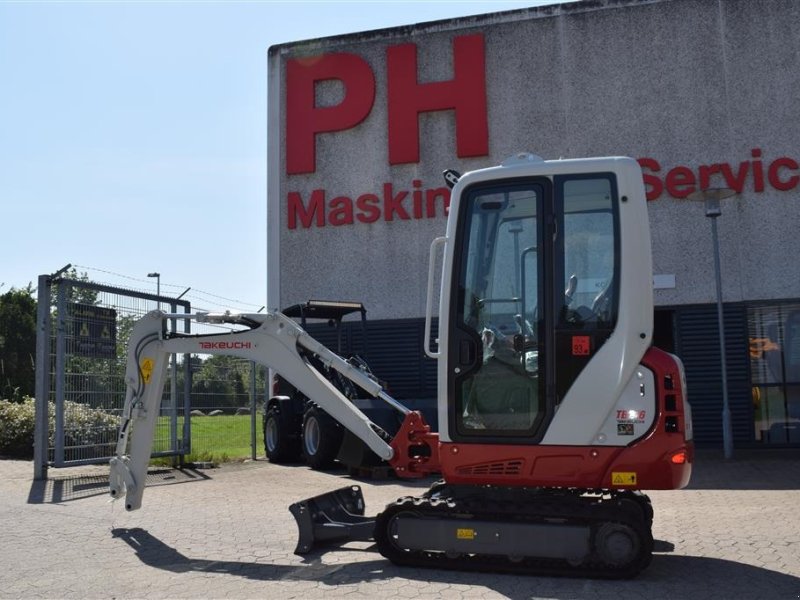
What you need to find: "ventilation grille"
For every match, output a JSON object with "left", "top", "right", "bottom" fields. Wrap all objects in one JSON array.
[{"left": 456, "top": 460, "right": 524, "bottom": 476}]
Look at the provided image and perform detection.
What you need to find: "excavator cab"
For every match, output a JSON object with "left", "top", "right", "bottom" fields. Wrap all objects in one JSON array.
[
  {"left": 448, "top": 165, "right": 619, "bottom": 441},
  {"left": 431, "top": 154, "right": 691, "bottom": 492}
]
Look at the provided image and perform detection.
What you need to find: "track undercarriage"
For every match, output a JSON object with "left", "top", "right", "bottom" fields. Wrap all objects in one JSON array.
[{"left": 291, "top": 482, "right": 654, "bottom": 579}]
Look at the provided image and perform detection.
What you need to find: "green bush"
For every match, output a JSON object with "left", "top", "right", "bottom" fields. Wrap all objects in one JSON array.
[
  {"left": 0, "top": 396, "right": 120, "bottom": 459},
  {"left": 0, "top": 397, "right": 36, "bottom": 457}
]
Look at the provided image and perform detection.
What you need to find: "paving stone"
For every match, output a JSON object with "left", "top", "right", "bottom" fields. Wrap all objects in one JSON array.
[{"left": 1, "top": 450, "right": 799, "bottom": 599}]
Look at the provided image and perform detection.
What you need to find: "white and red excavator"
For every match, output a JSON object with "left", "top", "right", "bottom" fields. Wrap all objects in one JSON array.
[{"left": 109, "top": 153, "right": 693, "bottom": 578}]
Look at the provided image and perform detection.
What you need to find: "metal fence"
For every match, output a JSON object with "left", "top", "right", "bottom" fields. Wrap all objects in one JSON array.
[
  {"left": 33, "top": 272, "right": 267, "bottom": 479},
  {"left": 181, "top": 331, "right": 267, "bottom": 463}
]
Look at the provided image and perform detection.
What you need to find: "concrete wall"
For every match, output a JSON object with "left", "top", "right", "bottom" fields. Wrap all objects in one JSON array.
[{"left": 269, "top": 0, "right": 800, "bottom": 319}]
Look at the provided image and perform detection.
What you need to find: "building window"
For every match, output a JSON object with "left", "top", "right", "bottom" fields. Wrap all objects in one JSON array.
[{"left": 748, "top": 303, "right": 800, "bottom": 444}]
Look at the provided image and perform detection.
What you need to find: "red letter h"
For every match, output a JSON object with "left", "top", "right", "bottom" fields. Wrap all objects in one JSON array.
[{"left": 387, "top": 34, "right": 488, "bottom": 165}]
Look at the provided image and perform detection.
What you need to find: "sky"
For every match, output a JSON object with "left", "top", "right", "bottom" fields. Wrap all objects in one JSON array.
[{"left": 0, "top": 0, "right": 561, "bottom": 313}]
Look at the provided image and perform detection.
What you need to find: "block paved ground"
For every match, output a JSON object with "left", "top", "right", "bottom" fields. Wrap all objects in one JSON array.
[{"left": 1, "top": 449, "right": 799, "bottom": 599}]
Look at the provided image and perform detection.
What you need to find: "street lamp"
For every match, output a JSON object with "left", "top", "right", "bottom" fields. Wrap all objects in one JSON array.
[
  {"left": 687, "top": 187, "right": 737, "bottom": 459},
  {"left": 147, "top": 272, "right": 161, "bottom": 309}
]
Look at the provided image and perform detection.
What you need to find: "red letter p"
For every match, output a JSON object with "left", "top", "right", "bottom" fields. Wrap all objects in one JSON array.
[{"left": 286, "top": 53, "right": 376, "bottom": 175}]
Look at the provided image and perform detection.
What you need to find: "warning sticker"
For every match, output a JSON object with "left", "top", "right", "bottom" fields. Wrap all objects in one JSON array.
[
  {"left": 612, "top": 472, "right": 637, "bottom": 486},
  {"left": 456, "top": 528, "right": 476, "bottom": 540},
  {"left": 617, "top": 423, "right": 634, "bottom": 436},
  {"left": 140, "top": 358, "right": 154, "bottom": 384},
  {"left": 572, "top": 336, "right": 591, "bottom": 356}
]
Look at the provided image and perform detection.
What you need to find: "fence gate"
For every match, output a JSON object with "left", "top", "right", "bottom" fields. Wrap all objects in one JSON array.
[{"left": 33, "top": 274, "right": 192, "bottom": 478}]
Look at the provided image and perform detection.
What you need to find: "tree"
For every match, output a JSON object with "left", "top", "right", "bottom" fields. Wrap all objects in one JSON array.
[
  {"left": 190, "top": 354, "right": 251, "bottom": 410},
  {"left": 58, "top": 268, "right": 99, "bottom": 306},
  {"left": 0, "top": 287, "right": 37, "bottom": 401}
]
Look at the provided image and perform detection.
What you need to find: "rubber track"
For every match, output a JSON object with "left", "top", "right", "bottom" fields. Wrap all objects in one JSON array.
[{"left": 373, "top": 487, "right": 653, "bottom": 579}]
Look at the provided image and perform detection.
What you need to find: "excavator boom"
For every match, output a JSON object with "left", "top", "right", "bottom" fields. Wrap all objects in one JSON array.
[{"left": 109, "top": 309, "right": 438, "bottom": 512}]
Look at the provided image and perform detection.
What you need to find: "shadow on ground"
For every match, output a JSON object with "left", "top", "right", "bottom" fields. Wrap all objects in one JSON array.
[
  {"left": 27, "top": 467, "right": 210, "bottom": 504},
  {"left": 112, "top": 527, "right": 800, "bottom": 599}
]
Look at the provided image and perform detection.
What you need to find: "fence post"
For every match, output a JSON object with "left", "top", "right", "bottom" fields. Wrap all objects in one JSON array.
[
  {"left": 33, "top": 275, "right": 51, "bottom": 480},
  {"left": 250, "top": 361, "right": 257, "bottom": 460},
  {"left": 182, "top": 304, "right": 191, "bottom": 457},
  {"left": 169, "top": 304, "right": 178, "bottom": 465},
  {"left": 53, "top": 283, "right": 67, "bottom": 466}
]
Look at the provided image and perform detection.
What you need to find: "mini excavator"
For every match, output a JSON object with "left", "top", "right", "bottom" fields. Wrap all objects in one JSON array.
[{"left": 110, "top": 154, "right": 693, "bottom": 578}]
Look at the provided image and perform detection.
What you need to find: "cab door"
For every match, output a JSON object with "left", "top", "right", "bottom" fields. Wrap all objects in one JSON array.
[
  {"left": 447, "top": 178, "right": 551, "bottom": 443},
  {"left": 446, "top": 172, "right": 621, "bottom": 445}
]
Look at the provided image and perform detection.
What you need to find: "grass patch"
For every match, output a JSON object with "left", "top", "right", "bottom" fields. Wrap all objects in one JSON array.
[{"left": 155, "top": 414, "right": 264, "bottom": 465}]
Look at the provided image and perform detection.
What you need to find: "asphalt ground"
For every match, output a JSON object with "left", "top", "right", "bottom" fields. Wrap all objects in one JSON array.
[{"left": 1, "top": 449, "right": 799, "bottom": 599}]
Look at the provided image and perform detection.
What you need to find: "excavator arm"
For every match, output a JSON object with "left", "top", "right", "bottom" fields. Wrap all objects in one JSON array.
[{"left": 109, "top": 309, "right": 438, "bottom": 512}]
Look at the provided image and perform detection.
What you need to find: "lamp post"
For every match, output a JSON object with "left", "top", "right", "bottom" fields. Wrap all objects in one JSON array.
[
  {"left": 148, "top": 272, "right": 161, "bottom": 309},
  {"left": 687, "top": 187, "right": 737, "bottom": 459}
]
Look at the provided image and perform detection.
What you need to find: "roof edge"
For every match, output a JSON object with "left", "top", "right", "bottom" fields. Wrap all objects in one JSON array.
[{"left": 268, "top": 0, "right": 668, "bottom": 57}]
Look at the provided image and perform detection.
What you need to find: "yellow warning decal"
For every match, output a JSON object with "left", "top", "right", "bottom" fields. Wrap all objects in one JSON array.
[
  {"left": 140, "top": 358, "right": 154, "bottom": 384},
  {"left": 612, "top": 472, "right": 638, "bottom": 486},
  {"left": 456, "top": 528, "right": 475, "bottom": 540}
]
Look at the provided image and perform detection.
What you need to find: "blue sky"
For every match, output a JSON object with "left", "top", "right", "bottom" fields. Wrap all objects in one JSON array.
[{"left": 0, "top": 0, "right": 557, "bottom": 312}]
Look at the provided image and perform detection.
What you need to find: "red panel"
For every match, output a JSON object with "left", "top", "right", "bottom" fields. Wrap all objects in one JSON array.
[{"left": 439, "top": 443, "right": 623, "bottom": 488}]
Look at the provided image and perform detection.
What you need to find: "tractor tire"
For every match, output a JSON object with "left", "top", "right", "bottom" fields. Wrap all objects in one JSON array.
[
  {"left": 264, "top": 407, "right": 300, "bottom": 463},
  {"left": 301, "top": 405, "right": 344, "bottom": 470}
]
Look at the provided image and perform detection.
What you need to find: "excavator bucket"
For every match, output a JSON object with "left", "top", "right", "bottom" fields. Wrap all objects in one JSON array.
[{"left": 289, "top": 485, "right": 377, "bottom": 554}]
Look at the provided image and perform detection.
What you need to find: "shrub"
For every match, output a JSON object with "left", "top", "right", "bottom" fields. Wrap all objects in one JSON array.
[
  {"left": 0, "top": 396, "right": 120, "bottom": 459},
  {"left": 0, "top": 397, "right": 36, "bottom": 457}
]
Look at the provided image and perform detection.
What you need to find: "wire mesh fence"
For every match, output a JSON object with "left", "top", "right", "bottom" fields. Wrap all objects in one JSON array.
[{"left": 33, "top": 270, "right": 267, "bottom": 477}]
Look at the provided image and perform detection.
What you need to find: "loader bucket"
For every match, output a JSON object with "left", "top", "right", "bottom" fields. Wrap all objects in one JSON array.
[{"left": 289, "top": 485, "right": 376, "bottom": 554}]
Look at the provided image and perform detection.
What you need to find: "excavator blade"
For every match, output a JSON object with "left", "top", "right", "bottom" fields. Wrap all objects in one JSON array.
[{"left": 289, "top": 485, "right": 376, "bottom": 554}]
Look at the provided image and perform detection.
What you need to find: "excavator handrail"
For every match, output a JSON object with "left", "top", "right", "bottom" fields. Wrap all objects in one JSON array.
[{"left": 424, "top": 236, "right": 447, "bottom": 359}]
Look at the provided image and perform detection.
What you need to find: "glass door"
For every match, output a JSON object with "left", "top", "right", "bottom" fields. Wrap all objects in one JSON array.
[
  {"left": 449, "top": 180, "right": 547, "bottom": 440},
  {"left": 749, "top": 304, "right": 800, "bottom": 444}
]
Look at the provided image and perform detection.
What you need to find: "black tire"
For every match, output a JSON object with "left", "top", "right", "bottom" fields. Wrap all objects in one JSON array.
[
  {"left": 301, "top": 405, "right": 343, "bottom": 470},
  {"left": 264, "top": 407, "right": 300, "bottom": 463}
]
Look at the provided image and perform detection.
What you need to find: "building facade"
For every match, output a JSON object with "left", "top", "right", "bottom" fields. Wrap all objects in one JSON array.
[{"left": 267, "top": 0, "right": 800, "bottom": 447}]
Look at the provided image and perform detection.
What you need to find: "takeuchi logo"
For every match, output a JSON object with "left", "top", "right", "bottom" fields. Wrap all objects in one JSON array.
[{"left": 198, "top": 341, "right": 252, "bottom": 350}]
